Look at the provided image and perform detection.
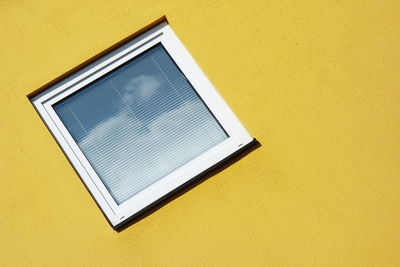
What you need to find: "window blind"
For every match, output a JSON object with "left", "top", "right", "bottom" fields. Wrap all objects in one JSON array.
[{"left": 54, "top": 44, "right": 228, "bottom": 204}]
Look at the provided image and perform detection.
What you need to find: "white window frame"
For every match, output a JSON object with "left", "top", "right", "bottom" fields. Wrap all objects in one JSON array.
[{"left": 31, "top": 21, "right": 254, "bottom": 229}]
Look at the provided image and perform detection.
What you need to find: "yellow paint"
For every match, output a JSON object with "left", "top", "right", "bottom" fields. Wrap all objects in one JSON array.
[{"left": 1, "top": 0, "right": 400, "bottom": 265}]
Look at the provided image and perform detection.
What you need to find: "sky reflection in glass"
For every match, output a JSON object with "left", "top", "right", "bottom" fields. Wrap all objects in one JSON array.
[{"left": 53, "top": 44, "right": 228, "bottom": 204}]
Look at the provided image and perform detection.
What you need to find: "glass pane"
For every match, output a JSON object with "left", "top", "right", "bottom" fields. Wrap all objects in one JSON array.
[{"left": 53, "top": 44, "right": 228, "bottom": 204}]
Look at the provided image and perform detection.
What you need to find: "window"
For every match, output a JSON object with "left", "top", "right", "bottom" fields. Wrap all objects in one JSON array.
[{"left": 31, "top": 20, "right": 254, "bottom": 229}]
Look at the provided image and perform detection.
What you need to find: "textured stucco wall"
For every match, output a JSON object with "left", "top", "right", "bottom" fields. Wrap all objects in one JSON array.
[{"left": 1, "top": 1, "right": 400, "bottom": 266}]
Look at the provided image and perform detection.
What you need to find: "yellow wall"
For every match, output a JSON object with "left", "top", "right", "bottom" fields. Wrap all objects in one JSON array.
[{"left": 1, "top": 1, "right": 400, "bottom": 266}]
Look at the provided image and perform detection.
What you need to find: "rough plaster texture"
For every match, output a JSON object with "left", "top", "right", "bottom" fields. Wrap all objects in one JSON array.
[{"left": 1, "top": 0, "right": 400, "bottom": 266}]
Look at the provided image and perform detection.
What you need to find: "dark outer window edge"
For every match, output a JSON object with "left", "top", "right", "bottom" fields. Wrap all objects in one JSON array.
[
  {"left": 113, "top": 138, "right": 259, "bottom": 231},
  {"left": 27, "top": 16, "right": 168, "bottom": 99}
]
